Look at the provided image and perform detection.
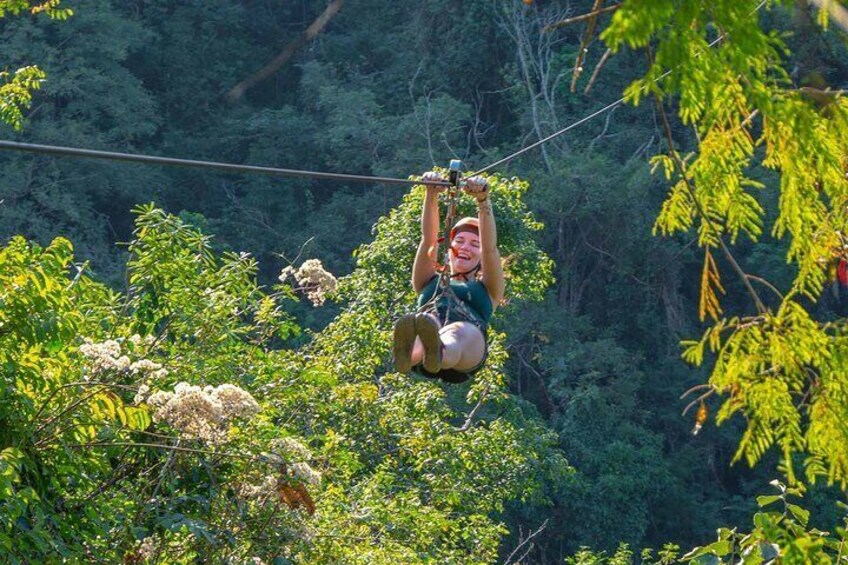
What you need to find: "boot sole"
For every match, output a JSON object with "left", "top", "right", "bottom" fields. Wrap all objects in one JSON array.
[
  {"left": 392, "top": 314, "right": 417, "bottom": 373},
  {"left": 415, "top": 314, "right": 442, "bottom": 374}
]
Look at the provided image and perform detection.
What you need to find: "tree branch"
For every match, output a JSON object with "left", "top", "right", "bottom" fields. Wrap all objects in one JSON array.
[
  {"left": 454, "top": 385, "right": 492, "bottom": 432},
  {"left": 584, "top": 47, "right": 612, "bottom": 94},
  {"left": 513, "top": 346, "right": 556, "bottom": 414},
  {"left": 808, "top": 0, "right": 848, "bottom": 34},
  {"left": 746, "top": 274, "right": 785, "bottom": 301},
  {"left": 543, "top": 4, "right": 620, "bottom": 32},
  {"left": 29, "top": 380, "right": 138, "bottom": 430},
  {"left": 502, "top": 520, "right": 549, "bottom": 565},
  {"left": 60, "top": 441, "right": 278, "bottom": 464},
  {"left": 681, "top": 389, "right": 715, "bottom": 416},
  {"left": 570, "top": 0, "right": 604, "bottom": 92},
  {"left": 652, "top": 92, "right": 767, "bottom": 314},
  {"left": 226, "top": 0, "right": 345, "bottom": 102}
]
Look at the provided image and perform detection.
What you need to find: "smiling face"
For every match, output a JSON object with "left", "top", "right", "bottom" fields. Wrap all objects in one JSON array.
[{"left": 449, "top": 229, "right": 481, "bottom": 276}]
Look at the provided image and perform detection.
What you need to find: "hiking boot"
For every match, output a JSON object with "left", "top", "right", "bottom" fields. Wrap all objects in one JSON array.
[
  {"left": 392, "top": 314, "right": 417, "bottom": 373},
  {"left": 415, "top": 313, "right": 442, "bottom": 373}
]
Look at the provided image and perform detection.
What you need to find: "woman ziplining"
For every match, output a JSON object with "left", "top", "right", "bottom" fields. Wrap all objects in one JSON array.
[{"left": 392, "top": 170, "right": 505, "bottom": 384}]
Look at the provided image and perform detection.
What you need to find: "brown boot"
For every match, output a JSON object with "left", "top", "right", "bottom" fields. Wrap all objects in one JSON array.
[
  {"left": 392, "top": 314, "right": 417, "bottom": 373},
  {"left": 415, "top": 313, "right": 442, "bottom": 374}
]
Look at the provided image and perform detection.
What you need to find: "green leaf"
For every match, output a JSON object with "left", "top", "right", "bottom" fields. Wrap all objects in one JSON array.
[
  {"left": 786, "top": 504, "right": 810, "bottom": 526},
  {"left": 756, "top": 495, "right": 782, "bottom": 508},
  {"left": 683, "top": 540, "right": 732, "bottom": 560}
]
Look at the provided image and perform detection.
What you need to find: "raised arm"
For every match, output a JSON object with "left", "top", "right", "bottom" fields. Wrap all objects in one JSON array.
[
  {"left": 412, "top": 172, "right": 442, "bottom": 293},
  {"left": 466, "top": 176, "right": 504, "bottom": 307}
]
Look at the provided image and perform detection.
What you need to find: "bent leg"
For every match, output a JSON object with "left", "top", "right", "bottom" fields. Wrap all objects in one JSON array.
[{"left": 440, "top": 321, "right": 485, "bottom": 371}]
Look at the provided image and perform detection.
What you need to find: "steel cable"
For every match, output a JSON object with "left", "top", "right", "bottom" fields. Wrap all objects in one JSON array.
[
  {"left": 0, "top": 1, "right": 767, "bottom": 187},
  {"left": 0, "top": 140, "right": 452, "bottom": 187},
  {"left": 470, "top": 0, "right": 766, "bottom": 176}
]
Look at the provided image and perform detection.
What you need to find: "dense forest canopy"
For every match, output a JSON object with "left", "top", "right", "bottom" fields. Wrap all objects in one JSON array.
[{"left": 2, "top": 0, "right": 848, "bottom": 563}]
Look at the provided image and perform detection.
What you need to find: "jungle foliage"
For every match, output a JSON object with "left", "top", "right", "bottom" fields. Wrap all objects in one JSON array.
[
  {"left": 2, "top": 0, "right": 848, "bottom": 563},
  {"left": 0, "top": 198, "right": 565, "bottom": 563}
]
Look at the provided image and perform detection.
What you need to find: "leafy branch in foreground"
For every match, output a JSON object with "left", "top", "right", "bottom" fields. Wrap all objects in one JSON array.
[
  {"left": 1, "top": 182, "right": 567, "bottom": 562},
  {"left": 0, "top": 66, "right": 45, "bottom": 131},
  {"left": 601, "top": 0, "right": 848, "bottom": 484},
  {"left": 564, "top": 480, "right": 848, "bottom": 564},
  {"left": 0, "top": 0, "right": 72, "bottom": 19},
  {"left": 0, "top": 1, "right": 73, "bottom": 130},
  {"left": 0, "top": 210, "right": 309, "bottom": 562},
  {"left": 681, "top": 480, "right": 847, "bottom": 564}
]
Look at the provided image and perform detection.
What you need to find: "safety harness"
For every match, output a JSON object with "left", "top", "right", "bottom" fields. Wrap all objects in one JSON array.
[{"left": 417, "top": 160, "right": 486, "bottom": 335}]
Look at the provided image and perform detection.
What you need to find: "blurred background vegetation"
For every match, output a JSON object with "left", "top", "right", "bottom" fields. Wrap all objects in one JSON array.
[{"left": 2, "top": 1, "right": 848, "bottom": 562}]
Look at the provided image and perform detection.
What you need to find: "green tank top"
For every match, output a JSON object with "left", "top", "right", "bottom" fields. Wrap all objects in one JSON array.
[{"left": 416, "top": 275, "right": 493, "bottom": 325}]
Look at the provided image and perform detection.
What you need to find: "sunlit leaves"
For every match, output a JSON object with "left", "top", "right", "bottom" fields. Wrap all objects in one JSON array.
[
  {"left": 0, "top": 0, "right": 72, "bottom": 19},
  {"left": 601, "top": 1, "right": 677, "bottom": 51},
  {"left": 699, "top": 250, "right": 725, "bottom": 322},
  {"left": 29, "top": 0, "right": 73, "bottom": 20},
  {"left": 0, "top": 447, "right": 30, "bottom": 553},
  {"left": 678, "top": 481, "right": 845, "bottom": 564},
  {"left": 89, "top": 391, "right": 151, "bottom": 431},
  {"left": 602, "top": 0, "right": 848, "bottom": 487},
  {"left": 653, "top": 180, "right": 695, "bottom": 237},
  {"left": 0, "top": 1, "right": 73, "bottom": 131},
  {"left": 0, "top": 66, "right": 45, "bottom": 131},
  {"left": 0, "top": 209, "right": 312, "bottom": 561},
  {"left": 0, "top": 448, "right": 24, "bottom": 499},
  {"left": 127, "top": 204, "right": 298, "bottom": 344},
  {"left": 290, "top": 172, "right": 567, "bottom": 561}
]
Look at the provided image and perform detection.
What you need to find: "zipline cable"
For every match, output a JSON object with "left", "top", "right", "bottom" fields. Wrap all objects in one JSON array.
[
  {"left": 470, "top": 0, "right": 767, "bottom": 176},
  {"left": 470, "top": 94, "right": 634, "bottom": 176},
  {"left": 0, "top": 0, "right": 766, "bottom": 187},
  {"left": 0, "top": 140, "right": 453, "bottom": 187}
]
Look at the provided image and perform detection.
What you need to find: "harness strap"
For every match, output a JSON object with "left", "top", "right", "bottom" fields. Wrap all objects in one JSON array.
[
  {"left": 433, "top": 163, "right": 461, "bottom": 317},
  {"left": 419, "top": 160, "right": 484, "bottom": 328},
  {"left": 450, "top": 262, "right": 480, "bottom": 279}
]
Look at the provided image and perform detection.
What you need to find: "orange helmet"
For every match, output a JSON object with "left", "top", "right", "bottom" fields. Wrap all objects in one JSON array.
[{"left": 450, "top": 217, "right": 479, "bottom": 240}]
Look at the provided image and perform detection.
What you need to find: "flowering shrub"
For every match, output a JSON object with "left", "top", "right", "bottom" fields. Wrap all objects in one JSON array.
[
  {"left": 0, "top": 209, "right": 303, "bottom": 561},
  {"left": 80, "top": 337, "right": 169, "bottom": 380},
  {"left": 1, "top": 198, "right": 563, "bottom": 563},
  {"left": 279, "top": 258, "right": 338, "bottom": 306},
  {"left": 145, "top": 382, "right": 260, "bottom": 445}
]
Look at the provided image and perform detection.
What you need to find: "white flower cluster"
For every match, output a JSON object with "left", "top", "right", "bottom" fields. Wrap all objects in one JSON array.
[
  {"left": 137, "top": 536, "right": 157, "bottom": 560},
  {"left": 279, "top": 259, "right": 337, "bottom": 307},
  {"left": 79, "top": 339, "right": 129, "bottom": 376},
  {"left": 79, "top": 336, "right": 167, "bottom": 380},
  {"left": 213, "top": 383, "right": 262, "bottom": 416},
  {"left": 130, "top": 359, "right": 164, "bottom": 376},
  {"left": 270, "top": 437, "right": 313, "bottom": 461},
  {"left": 290, "top": 461, "right": 321, "bottom": 486},
  {"left": 146, "top": 382, "right": 261, "bottom": 445},
  {"left": 268, "top": 437, "right": 321, "bottom": 485},
  {"left": 134, "top": 384, "right": 151, "bottom": 405},
  {"left": 128, "top": 334, "right": 156, "bottom": 348},
  {"left": 239, "top": 474, "right": 278, "bottom": 501}
]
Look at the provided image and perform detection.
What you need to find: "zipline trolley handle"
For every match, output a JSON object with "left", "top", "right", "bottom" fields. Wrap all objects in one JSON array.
[
  {"left": 448, "top": 159, "right": 463, "bottom": 188},
  {"left": 440, "top": 159, "right": 464, "bottom": 278}
]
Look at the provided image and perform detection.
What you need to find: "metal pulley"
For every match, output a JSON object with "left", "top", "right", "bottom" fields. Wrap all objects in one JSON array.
[
  {"left": 442, "top": 160, "right": 463, "bottom": 272},
  {"left": 448, "top": 159, "right": 463, "bottom": 187}
]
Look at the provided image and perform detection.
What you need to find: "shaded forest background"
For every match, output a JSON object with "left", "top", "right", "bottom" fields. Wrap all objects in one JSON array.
[{"left": 2, "top": 0, "right": 848, "bottom": 561}]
